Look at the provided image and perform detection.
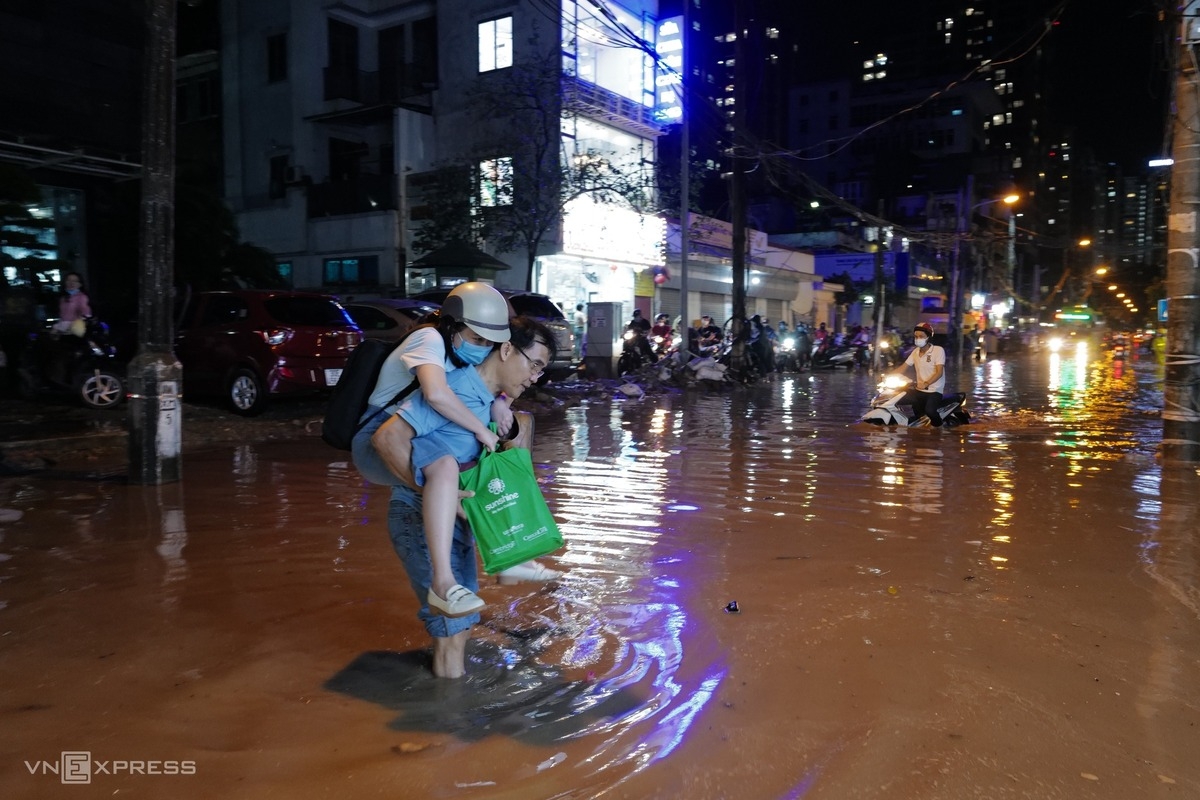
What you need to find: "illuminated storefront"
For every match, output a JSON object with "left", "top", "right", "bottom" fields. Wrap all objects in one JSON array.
[{"left": 535, "top": 194, "right": 665, "bottom": 317}]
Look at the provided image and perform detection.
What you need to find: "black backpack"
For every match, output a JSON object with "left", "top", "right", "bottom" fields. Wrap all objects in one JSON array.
[{"left": 321, "top": 323, "right": 434, "bottom": 450}]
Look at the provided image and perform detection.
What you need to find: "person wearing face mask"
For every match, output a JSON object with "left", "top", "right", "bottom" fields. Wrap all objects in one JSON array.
[
  {"left": 352, "top": 283, "right": 559, "bottom": 621},
  {"left": 51, "top": 272, "right": 92, "bottom": 336},
  {"left": 371, "top": 316, "right": 559, "bottom": 677},
  {"left": 889, "top": 322, "right": 947, "bottom": 427}
]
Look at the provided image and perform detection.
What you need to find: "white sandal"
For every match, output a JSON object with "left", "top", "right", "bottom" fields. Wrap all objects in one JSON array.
[
  {"left": 427, "top": 584, "right": 485, "bottom": 617},
  {"left": 497, "top": 560, "right": 562, "bottom": 584}
]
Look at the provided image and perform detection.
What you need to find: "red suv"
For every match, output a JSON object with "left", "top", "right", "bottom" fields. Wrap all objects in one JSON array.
[{"left": 175, "top": 290, "right": 362, "bottom": 415}]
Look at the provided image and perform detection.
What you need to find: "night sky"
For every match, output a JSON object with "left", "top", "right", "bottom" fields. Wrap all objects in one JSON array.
[
  {"left": 1050, "top": 0, "right": 1169, "bottom": 169},
  {"left": 786, "top": 0, "right": 1170, "bottom": 172}
]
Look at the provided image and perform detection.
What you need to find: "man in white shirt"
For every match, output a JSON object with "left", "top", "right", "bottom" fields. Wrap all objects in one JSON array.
[{"left": 890, "top": 322, "right": 947, "bottom": 427}]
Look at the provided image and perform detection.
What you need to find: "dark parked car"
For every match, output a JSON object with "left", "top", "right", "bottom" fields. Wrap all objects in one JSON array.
[
  {"left": 175, "top": 290, "right": 362, "bottom": 415},
  {"left": 342, "top": 298, "right": 440, "bottom": 343},
  {"left": 411, "top": 288, "right": 575, "bottom": 379}
]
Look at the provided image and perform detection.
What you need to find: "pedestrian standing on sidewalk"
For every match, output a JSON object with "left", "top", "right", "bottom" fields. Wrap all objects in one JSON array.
[{"left": 573, "top": 303, "right": 586, "bottom": 358}]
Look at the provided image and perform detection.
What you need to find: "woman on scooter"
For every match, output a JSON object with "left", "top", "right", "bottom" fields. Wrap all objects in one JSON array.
[
  {"left": 888, "top": 322, "right": 946, "bottom": 427},
  {"left": 52, "top": 272, "right": 92, "bottom": 336}
]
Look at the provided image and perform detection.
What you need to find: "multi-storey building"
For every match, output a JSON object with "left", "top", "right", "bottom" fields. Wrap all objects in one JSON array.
[
  {"left": 0, "top": 0, "right": 145, "bottom": 323},
  {"left": 220, "top": 0, "right": 669, "bottom": 318}
]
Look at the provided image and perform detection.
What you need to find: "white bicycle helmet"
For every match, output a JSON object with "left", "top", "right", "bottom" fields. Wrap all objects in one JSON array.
[{"left": 442, "top": 282, "right": 511, "bottom": 342}]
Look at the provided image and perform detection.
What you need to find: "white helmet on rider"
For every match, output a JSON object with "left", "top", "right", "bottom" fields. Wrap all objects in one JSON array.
[{"left": 442, "top": 283, "right": 511, "bottom": 343}]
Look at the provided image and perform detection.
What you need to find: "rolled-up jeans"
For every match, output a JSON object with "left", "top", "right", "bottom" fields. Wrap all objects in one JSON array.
[
  {"left": 355, "top": 407, "right": 480, "bottom": 636},
  {"left": 387, "top": 484, "right": 480, "bottom": 637}
]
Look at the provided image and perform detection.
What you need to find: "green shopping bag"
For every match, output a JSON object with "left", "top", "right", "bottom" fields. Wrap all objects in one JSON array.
[{"left": 459, "top": 445, "right": 564, "bottom": 574}]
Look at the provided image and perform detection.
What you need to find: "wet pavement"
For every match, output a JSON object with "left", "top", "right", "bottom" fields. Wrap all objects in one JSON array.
[{"left": 1, "top": 343, "right": 1198, "bottom": 799}]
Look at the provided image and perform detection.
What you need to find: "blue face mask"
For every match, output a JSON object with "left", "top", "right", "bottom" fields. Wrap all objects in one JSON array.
[{"left": 453, "top": 338, "right": 493, "bottom": 365}]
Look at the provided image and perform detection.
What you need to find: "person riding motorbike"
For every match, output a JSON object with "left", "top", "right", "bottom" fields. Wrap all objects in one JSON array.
[
  {"left": 621, "top": 311, "right": 656, "bottom": 368},
  {"left": 650, "top": 313, "right": 673, "bottom": 357},
  {"left": 696, "top": 315, "right": 723, "bottom": 356},
  {"left": 888, "top": 322, "right": 947, "bottom": 427}
]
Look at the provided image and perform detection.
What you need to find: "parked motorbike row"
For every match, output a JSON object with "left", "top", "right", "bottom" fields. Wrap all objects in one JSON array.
[
  {"left": 616, "top": 315, "right": 972, "bottom": 430},
  {"left": 618, "top": 321, "right": 907, "bottom": 378}
]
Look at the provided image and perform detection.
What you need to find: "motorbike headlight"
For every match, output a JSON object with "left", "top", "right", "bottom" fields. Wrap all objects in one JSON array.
[
  {"left": 623, "top": 330, "right": 635, "bottom": 341},
  {"left": 880, "top": 374, "right": 910, "bottom": 389},
  {"left": 1047, "top": 336, "right": 1063, "bottom": 352},
  {"left": 782, "top": 337, "right": 795, "bottom": 350},
  {"left": 880, "top": 340, "right": 889, "bottom": 349}
]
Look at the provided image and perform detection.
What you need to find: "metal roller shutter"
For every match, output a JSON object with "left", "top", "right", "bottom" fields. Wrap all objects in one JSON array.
[
  {"left": 657, "top": 288, "right": 680, "bottom": 321},
  {"left": 700, "top": 292, "right": 730, "bottom": 324}
]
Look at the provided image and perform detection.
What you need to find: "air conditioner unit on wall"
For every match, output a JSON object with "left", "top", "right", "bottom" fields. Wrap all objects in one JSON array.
[{"left": 284, "top": 165, "right": 306, "bottom": 184}]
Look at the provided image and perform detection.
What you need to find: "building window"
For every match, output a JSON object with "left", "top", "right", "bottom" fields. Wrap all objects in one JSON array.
[
  {"left": 325, "top": 18, "right": 359, "bottom": 100},
  {"left": 478, "top": 16, "right": 512, "bottom": 73},
  {"left": 177, "top": 75, "right": 219, "bottom": 123},
  {"left": 323, "top": 256, "right": 378, "bottom": 286},
  {"left": 478, "top": 157, "right": 513, "bottom": 206},
  {"left": 276, "top": 261, "right": 293, "bottom": 287},
  {"left": 267, "top": 33, "right": 288, "bottom": 83},
  {"left": 269, "top": 155, "right": 289, "bottom": 199}
]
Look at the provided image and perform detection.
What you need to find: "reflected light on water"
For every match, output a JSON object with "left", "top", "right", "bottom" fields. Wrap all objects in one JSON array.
[{"left": 526, "top": 404, "right": 726, "bottom": 784}]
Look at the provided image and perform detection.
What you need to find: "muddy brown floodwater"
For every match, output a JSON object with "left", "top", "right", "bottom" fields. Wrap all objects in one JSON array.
[{"left": 1, "top": 343, "right": 1198, "bottom": 799}]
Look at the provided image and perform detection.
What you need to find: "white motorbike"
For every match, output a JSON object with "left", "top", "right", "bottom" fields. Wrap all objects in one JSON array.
[{"left": 860, "top": 375, "right": 970, "bottom": 427}]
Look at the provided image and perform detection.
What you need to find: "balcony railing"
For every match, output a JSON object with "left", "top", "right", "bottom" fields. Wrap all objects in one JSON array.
[
  {"left": 561, "top": 76, "right": 664, "bottom": 139},
  {"left": 324, "top": 67, "right": 435, "bottom": 106},
  {"left": 307, "top": 174, "right": 396, "bottom": 218}
]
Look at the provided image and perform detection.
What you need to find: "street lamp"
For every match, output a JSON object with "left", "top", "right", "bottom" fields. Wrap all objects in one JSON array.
[
  {"left": 948, "top": 191, "right": 1021, "bottom": 354},
  {"left": 1043, "top": 237, "right": 1092, "bottom": 313}
]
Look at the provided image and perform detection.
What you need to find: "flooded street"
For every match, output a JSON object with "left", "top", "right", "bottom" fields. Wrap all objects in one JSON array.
[{"left": 2, "top": 344, "right": 1198, "bottom": 799}]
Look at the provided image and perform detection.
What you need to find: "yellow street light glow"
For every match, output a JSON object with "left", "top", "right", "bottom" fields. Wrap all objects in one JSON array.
[
  {"left": 1094, "top": 266, "right": 1108, "bottom": 275},
  {"left": 1002, "top": 194, "right": 1020, "bottom": 205},
  {"left": 1116, "top": 292, "right": 1126, "bottom": 298},
  {"left": 1107, "top": 284, "right": 1118, "bottom": 291},
  {"left": 1078, "top": 238, "right": 1092, "bottom": 247}
]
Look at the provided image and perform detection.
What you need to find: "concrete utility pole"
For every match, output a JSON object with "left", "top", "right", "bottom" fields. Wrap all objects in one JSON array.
[
  {"left": 128, "top": 0, "right": 183, "bottom": 484},
  {"left": 678, "top": 0, "right": 690, "bottom": 340},
  {"left": 872, "top": 241, "right": 885, "bottom": 372},
  {"left": 728, "top": 2, "right": 748, "bottom": 371},
  {"left": 947, "top": 177, "right": 973, "bottom": 359},
  {"left": 1163, "top": 2, "right": 1200, "bottom": 463}
]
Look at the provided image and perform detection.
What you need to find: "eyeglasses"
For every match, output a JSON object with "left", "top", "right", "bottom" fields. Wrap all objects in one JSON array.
[{"left": 513, "top": 344, "right": 547, "bottom": 378}]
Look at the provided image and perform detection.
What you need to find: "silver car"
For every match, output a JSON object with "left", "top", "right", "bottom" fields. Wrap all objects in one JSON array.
[{"left": 342, "top": 299, "right": 441, "bottom": 343}]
